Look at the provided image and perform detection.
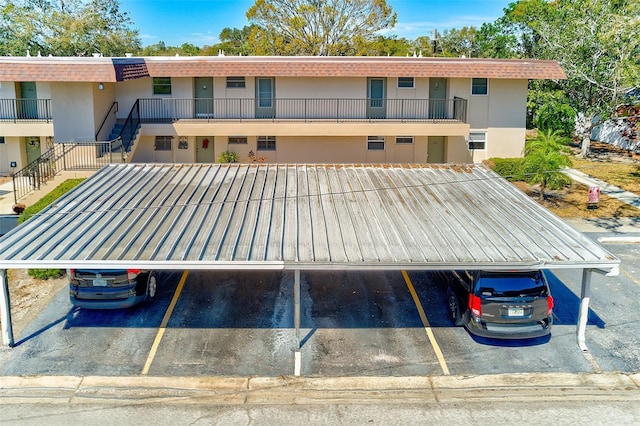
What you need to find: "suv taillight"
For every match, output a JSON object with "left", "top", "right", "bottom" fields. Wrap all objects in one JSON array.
[
  {"left": 469, "top": 294, "right": 482, "bottom": 318},
  {"left": 127, "top": 269, "right": 141, "bottom": 280},
  {"left": 547, "top": 295, "right": 554, "bottom": 316}
]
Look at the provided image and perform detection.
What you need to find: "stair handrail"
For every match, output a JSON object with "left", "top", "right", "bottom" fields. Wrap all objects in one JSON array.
[
  {"left": 119, "top": 100, "right": 141, "bottom": 152},
  {"left": 95, "top": 101, "right": 118, "bottom": 141}
]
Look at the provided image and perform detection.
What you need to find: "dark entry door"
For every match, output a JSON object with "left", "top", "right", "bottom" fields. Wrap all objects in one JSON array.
[
  {"left": 255, "top": 77, "right": 275, "bottom": 118},
  {"left": 18, "top": 82, "right": 38, "bottom": 119},
  {"left": 194, "top": 77, "right": 214, "bottom": 118},
  {"left": 367, "top": 78, "right": 386, "bottom": 119}
]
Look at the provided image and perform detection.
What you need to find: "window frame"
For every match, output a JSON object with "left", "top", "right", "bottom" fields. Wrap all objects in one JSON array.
[
  {"left": 397, "top": 77, "right": 415, "bottom": 89},
  {"left": 228, "top": 136, "right": 248, "bottom": 144},
  {"left": 152, "top": 77, "right": 172, "bottom": 95},
  {"left": 226, "top": 76, "right": 246, "bottom": 88},
  {"left": 257, "top": 136, "right": 276, "bottom": 151},
  {"left": 468, "top": 132, "right": 487, "bottom": 150},
  {"left": 471, "top": 78, "right": 488, "bottom": 96},
  {"left": 154, "top": 135, "right": 173, "bottom": 151},
  {"left": 367, "top": 136, "right": 386, "bottom": 151},
  {"left": 395, "top": 136, "right": 414, "bottom": 145}
]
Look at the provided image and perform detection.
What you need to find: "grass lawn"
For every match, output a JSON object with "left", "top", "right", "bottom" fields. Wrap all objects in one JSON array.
[{"left": 503, "top": 143, "right": 640, "bottom": 219}]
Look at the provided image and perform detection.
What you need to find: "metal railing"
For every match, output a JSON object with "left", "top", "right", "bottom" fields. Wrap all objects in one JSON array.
[
  {"left": 95, "top": 101, "right": 118, "bottom": 141},
  {"left": 120, "top": 100, "right": 141, "bottom": 151},
  {"left": 12, "top": 141, "right": 122, "bottom": 203},
  {"left": 0, "top": 99, "right": 52, "bottom": 122},
  {"left": 138, "top": 97, "right": 468, "bottom": 123}
]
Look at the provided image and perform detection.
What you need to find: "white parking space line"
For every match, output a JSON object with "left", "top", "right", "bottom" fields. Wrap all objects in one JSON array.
[
  {"left": 141, "top": 270, "right": 189, "bottom": 375},
  {"left": 402, "top": 271, "right": 450, "bottom": 376}
]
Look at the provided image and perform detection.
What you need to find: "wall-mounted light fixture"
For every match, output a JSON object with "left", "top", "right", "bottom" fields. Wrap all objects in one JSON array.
[
  {"left": 98, "top": 82, "right": 104, "bottom": 90},
  {"left": 45, "top": 136, "right": 54, "bottom": 148}
]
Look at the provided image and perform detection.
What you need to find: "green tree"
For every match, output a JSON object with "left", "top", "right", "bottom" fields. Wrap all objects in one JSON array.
[
  {"left": 203, "top": 25, "right": 256, "bottom": 56},
  {"left": 246, "top": 0, "right": 397, "bottom": 55},
  {"left": 0, "top": 0, "right": 140, "bottom": 56},
  {"left": 522, "top": 130, "right": 572, "bottom": 199},
  {"left": 503, "top": 0, "right": 640, "bottom": 156}
]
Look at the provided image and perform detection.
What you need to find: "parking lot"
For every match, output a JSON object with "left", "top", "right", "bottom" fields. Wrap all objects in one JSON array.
[{"left": 1, "top": 232, "right": 639, "bottom": 378}]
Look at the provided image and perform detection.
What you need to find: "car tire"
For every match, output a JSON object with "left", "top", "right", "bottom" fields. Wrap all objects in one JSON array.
[
  {"left": 448, "top": 289, "right": 462, "bottom": 326},
  {"left": 145, "top": 272, "right": 157, "bottom": 303}
]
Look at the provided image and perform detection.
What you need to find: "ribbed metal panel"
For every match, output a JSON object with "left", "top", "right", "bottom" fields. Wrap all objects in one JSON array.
[{"left": 0, "top": 163, "right": 619, "bottom": 271}]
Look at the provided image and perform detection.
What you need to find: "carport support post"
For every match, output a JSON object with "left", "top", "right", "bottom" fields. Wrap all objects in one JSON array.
[
  {"left": 294, "top": 269, "right": 301, "bottom": 376},
  {"left": 0, "top": 269, "right": 14, "bottom": 347},
  {"left": 577, "top": 269, "right": 592, "bottom": 352}
]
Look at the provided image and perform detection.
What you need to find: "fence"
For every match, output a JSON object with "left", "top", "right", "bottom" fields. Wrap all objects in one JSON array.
[
  {"left": 138, "top": 97, "right": 468, "bottom": 123},
  {"left": 12, "top": 141, "right": 122, "bottom": 203}
]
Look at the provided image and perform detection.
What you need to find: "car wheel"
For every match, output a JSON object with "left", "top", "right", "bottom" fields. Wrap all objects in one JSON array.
[
  {"left": 448, "top": 290, "right": 462, "bottom": 326},
  {"left": 146, "top": 272, "right": 157, "bottom": 302}
]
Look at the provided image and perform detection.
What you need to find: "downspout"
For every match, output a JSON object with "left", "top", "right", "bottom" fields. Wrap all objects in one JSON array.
[{"left": 0, "top": 269, "right": 14, "bottom": 347}]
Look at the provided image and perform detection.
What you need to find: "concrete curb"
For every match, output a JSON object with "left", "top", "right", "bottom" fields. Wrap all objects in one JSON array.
[{"left": 1, "top": 373, "right": 639, "bottom": 405}]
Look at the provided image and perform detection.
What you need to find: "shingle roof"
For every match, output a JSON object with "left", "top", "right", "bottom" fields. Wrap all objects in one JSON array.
[
  {"left": 0, "top": 55, "right": 566, "bottom": 82},
  {"left": 0, "top": 57, "right": 116, "bottom": 82}
]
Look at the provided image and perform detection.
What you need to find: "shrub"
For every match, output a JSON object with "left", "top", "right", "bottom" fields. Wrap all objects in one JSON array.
[
  {"left": 28, "top": 268, "right": 65, "bottom": 280},
  {"left": 19, "top": 178, "right": 85, "bottom": 224},
  {"left": 18, "top": 178, "right": 84, "bottom": 280},
  {"left": 486, "top": 157, "right": 526, "bottom": 181},
  {"left": 218, "top": 151, "right": 239, "bottom": 163}
]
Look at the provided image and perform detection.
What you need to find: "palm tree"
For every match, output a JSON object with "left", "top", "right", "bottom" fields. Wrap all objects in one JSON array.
[{"left": 522, "top": 129, "right": 572, "bottom": 200}]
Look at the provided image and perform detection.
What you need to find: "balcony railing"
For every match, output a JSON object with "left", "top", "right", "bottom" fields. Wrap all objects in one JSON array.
[
  {"left": 0, "top": 99, "right": 52, "bottom": 122},
  {"left": 138, "top": 97, "right": 467, "bottom": 123}
]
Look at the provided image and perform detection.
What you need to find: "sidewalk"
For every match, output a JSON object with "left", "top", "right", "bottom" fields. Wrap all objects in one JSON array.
[
  {"left": 0, "top": 170, "right": 94, "bottom": 215},
  {"left": 562, "top": 168, "right": 640, "bottom": 208}
]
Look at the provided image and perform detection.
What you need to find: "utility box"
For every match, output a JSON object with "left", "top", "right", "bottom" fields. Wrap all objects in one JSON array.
[{"left": 588, "top": 186, "right": 600, "bottom": 209}]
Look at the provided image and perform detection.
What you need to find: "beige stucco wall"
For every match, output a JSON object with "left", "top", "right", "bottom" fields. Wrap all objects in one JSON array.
[
  {"left": 131, "top": 134, "right": 438, "bottom": 164},
  {"left": 0, "top": 136, "right": 23, "bottom": 174},
  {"left": 50, "top": 82, "right": 96, "bottom": 142}
]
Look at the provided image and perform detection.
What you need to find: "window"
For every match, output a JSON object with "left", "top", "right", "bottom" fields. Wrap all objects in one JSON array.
[
  {"left": 228, "top": 136, "right": 248, "bottom": 144},
  {"left": 398, "top": 77, "right": 414, "bottom": 88},
  {"left": 367, "top": 136, "right": 385, "bottom": 150},
  {"left": 226, "top": 76, "right": 246, "bottom": 88},
  {"left": 257, "top": 136, "right": 276, "bottom": 151},
  {"left": 468, "top": 132, "right": 486, "bottom": 150},
  {"left": 471, "top": 78, "right": 488, "bottom": 95},
  {"left": 396, "top": 136, "right": 414, "bottom": 144},
  {"left": 153, "top": 77, "right": 172, "bottom": 95},
  {"left": 0, "top": 136, "right": 5, "bottom": 144},
  {"left": 154, "top": 136, "right": 172, "bottom": 151}
]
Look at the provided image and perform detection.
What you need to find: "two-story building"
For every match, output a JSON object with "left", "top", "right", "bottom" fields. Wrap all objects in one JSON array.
[{"left": 0, "top": 55, "right": 565, "bottom": 175}]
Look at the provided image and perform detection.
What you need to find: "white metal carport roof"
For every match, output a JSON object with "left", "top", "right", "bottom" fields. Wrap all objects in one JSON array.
[{"left": 0, "top": 163, "right": 620, "bottom": 354}]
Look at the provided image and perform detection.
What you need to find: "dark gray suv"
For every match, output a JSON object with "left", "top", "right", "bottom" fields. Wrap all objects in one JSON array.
[
  {"left": 69, "top": 269, "right": 157, "bottom": 309},
  {"left": 443, "top": 270, "right": 554, "bottom": 339}
]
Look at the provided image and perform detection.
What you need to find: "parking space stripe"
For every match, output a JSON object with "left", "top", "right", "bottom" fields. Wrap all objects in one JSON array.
[
  {"left": 621, "top": 267, "right": 640, "bottom": 287},
  {"left": 141, "top": 270, "right": 189, "bottom": 375},
  {"left": 402, "top": 270, "right": 450, "bottom": 376}
]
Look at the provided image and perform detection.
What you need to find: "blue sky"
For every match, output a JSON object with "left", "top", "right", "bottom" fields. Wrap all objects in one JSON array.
[{"left": 120, "top": 0, "right": 513, "bottom": 47}]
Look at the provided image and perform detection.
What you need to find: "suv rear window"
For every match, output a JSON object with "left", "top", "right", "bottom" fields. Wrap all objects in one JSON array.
[{"left": 475, "top": 271, "right": 547, "bottom": 297}]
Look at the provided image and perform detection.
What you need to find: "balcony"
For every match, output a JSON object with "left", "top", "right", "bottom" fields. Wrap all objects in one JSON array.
[
  {"left": 138, "top": 97, "right": 467, "bottom": 124},
  {"left": 0, "top": 99, "right": 52, "bottom": 122}
]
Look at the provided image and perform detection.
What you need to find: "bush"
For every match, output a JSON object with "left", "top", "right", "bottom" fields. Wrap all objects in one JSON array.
[
  {"left": 28, "top": 269, "right": 65, "bottom": 280},
  {"left": 18, "top": 178, "right": 84, "bottom": 280},
  {"left": 486, "top": 157, "right": 526, "bottom": 181},
  {"left": 535, "top": 102, "right": 576, "bottom": 137},
  {"left": 217, "top": 151, "right": 239, "bottom": 163},
  {"left": 19, "top": 178, "right": 85, "bottom": 224}
]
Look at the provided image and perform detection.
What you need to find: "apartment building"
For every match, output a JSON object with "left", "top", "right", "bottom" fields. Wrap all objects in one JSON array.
[{"left": 0, "top": 55, "right": 565, "bottom": 175}]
